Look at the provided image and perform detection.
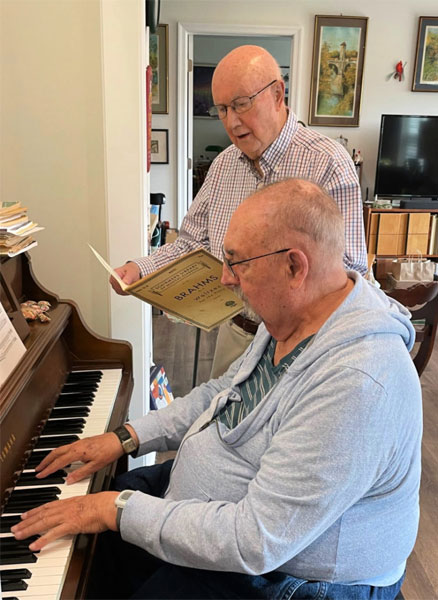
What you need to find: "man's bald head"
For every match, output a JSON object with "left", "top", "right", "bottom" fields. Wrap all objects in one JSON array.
[
  {"left": 230, "top": 179, "right": 346, "bottom": 277},
  {"left": 212, "top": 45, "right": 281, "bottom": 91}
]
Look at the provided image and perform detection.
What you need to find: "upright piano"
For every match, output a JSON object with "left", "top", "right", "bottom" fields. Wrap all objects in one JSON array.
[{"left": 0, "top": 252, "right": 134, "bottom": 599}]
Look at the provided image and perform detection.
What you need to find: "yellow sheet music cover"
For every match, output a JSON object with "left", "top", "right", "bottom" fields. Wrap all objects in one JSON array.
[{"left": 90, "top": 246, "right": 243, "bottom": 332}]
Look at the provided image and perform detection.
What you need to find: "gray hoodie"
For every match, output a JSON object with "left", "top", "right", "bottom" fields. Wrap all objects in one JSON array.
[{"left": 126, "top": 272, "right": 422, "bottom": 585}]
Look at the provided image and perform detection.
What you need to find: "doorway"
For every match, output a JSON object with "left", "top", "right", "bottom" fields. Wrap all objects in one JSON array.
[{"left": 176, "top": 23, "right": 302, "bottom": 227}]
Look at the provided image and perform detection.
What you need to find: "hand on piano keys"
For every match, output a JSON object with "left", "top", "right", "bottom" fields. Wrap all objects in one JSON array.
[
  {"left": 34, "top": 432, "right": 125, "bottom": 485},
  {"left": 11, "top": 491, "right": 119, "bottom": 552}
]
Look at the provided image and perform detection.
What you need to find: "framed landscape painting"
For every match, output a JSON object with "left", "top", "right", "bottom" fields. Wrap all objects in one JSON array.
[
  {"left": 309, "top": 15, "right": 368, "bottom": 127},
  {"left": 412, "top": 16, "right": 438, "bottom": 92}
]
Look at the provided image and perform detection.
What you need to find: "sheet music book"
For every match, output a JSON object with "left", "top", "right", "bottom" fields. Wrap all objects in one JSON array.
[{"left": 90, "top": 245, "right": 243, "bottom": 332}]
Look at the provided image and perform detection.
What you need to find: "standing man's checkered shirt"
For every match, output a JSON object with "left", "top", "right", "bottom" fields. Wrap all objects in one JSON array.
[{"left": 135, "top": 111, "right": 367, "bottom": 277}]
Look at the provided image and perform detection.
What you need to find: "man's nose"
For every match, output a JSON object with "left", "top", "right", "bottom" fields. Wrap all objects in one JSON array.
[
  {"left": 221, "top": 263, "right": 237, "bottom": 287},
  {"left": 224, "top": 107, "right": 242, "bottom": 128}
]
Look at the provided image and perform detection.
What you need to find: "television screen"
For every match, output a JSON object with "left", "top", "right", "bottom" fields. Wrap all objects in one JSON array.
[{"left": 374, "top": 115, "right": 438, "bottom": 199}]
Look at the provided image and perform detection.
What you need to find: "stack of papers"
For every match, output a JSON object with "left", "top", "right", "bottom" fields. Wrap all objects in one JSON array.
[{"left": 0, "top": 203, "right": 44, "bottom": 257}]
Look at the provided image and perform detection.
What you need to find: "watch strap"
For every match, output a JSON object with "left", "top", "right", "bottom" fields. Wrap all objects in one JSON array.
[
  {"left": 113, "top": 425, "right": 138, "bottom": 457},
  {"left": 115, "top": 489, "right": 135, "bottom": 530}
]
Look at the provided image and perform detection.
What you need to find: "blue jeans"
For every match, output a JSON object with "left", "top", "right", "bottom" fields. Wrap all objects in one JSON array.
[{"left": 86, "top": 462, "right": 404, "bottom": 600}]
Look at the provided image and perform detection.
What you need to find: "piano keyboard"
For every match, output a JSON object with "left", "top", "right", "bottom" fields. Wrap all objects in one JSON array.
[{"left": 0, "top": 368, "right": 122, "bottom": 600}]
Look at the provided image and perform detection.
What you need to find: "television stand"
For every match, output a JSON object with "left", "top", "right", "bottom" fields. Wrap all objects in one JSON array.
[{"left": 400, "top": 198, "right": 438, "bottom": 209}]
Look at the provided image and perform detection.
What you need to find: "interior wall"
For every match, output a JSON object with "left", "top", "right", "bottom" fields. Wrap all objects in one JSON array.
[
  {"left": 1, "top": 0, "right": 108, "bottom": 334},
  {"left": 152, "top": 0, "right": 438, "bottom": 225}
]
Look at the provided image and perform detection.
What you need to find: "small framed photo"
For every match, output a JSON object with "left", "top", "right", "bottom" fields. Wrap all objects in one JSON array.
[
  {"left": 150, "top": 24, "right": 169, "bottom": 113},
  {"left": 150, "top": 129, "right": 168, "bottom": 164},
  {"left": 309, "top": 15, "right": 368, "bottom": 127},
  {"left": 412, "top": 17, "right": 438, "bottom": 92}
]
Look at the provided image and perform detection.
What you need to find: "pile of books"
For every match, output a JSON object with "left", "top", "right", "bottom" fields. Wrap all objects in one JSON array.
[{"left": 0, "top": 203, "right": 44, "bottom": 257}]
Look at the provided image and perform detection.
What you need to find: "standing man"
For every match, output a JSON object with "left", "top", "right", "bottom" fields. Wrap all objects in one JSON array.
[{"left": 112, "top": 45, "right": 367, "bottom": 376}]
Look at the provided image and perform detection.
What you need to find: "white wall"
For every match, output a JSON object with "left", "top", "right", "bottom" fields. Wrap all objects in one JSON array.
[
  {"left": 1, "top": 0, "right": 150, "bottom": 427},
  {"left": 1, "top": 0, "right": 108, "bottom": 333},
  {"left": 152, "top": 0, "right": 438, "bottom": 224}
]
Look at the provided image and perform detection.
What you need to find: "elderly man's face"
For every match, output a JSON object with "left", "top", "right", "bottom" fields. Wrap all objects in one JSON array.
[
  {"left": 212, "top": 78, "right": 283, "bottom": 160},
  {"left": 221, "top": 215, "right": 291, "bottom": 330}
]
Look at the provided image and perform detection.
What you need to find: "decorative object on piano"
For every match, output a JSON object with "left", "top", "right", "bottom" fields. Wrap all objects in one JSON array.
[
  {"left": 150, "top": 364, "right": 174, "bottom": 410},
  {"left": 386, "top": 60, "right": 407, "bottom": 82},
  {"left": 0, "top": 202, "right": 44, "bottom": 257},
  {"left": 20, "top": 299, "right": 51, "bottom": 322},
  {"left": 412, "top": 16, "right": 438, "bottom": 92},
  {"left": 90, "top": 245, "right": 243, "bottom": 332},
  {"left": 308, "top": 15, "right": 368, "bottom": 127}
]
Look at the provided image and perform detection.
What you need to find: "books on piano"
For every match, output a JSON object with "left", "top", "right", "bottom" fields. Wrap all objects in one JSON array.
[
  {"left": 0, "top": 202, "right": 44, "bottom": 257},
  {"left": 90, "top": 245, "right": 243, "bottom": 332}
]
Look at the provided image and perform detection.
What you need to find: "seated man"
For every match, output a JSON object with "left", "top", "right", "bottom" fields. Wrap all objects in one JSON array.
[{"left": 12, "top": 179, "right": 422, "bottom": 600}]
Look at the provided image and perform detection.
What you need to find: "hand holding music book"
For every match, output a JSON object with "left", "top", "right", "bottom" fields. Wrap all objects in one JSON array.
[{"left": 89, "top": 245, "right": 243, "bottom": 332}]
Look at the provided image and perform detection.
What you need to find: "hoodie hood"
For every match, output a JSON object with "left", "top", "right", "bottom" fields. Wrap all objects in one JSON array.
[{"left": 233, "top": 271, "right": 415, "bottom": 383}]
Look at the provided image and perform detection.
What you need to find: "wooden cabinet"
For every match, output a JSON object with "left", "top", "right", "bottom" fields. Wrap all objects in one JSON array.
[{"left": 363, "top": 206, "right": 438, "bottom": 284}]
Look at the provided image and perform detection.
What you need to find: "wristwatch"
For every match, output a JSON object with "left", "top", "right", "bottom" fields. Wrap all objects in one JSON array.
[
  {"left": 112, "top": 425, "right": 138, "bottom": 456},
  {"left": 114, "top": 489, "right": 135, "bottom": 530}
]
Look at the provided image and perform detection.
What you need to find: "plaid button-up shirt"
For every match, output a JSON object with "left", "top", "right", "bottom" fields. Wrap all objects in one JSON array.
[{"left": 136, "top": 112, "right": 367, "bottom": 276}]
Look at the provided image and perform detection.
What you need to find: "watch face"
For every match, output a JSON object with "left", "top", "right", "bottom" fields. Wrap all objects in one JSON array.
[{"left": 145, "top": 0, "right": 160, "bottom": 34}]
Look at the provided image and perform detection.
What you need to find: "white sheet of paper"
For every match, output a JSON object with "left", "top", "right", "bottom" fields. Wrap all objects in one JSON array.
[
  {"left": 88, "top": 244, "right": 126, "bottom": 289},
  {"left": 0, "top": 301, "right": 26, "bottom": 386}
]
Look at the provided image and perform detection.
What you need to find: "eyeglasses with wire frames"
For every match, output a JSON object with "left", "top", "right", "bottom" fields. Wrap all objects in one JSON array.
[
  {"left": 208, "top": 80, "right": 277, "bottom": 120},
  {"left": 221, "top": 245, "right": 292, "bottom": 278}
]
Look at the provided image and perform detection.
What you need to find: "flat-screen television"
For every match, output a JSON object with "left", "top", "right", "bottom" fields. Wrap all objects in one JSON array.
[{"left": 374, "top": 114, "right": 438, "bottom": 208}]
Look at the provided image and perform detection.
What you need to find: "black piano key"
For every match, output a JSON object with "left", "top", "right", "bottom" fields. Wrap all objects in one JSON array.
[
  {"left": 16, "top": 469, "right": 67, "bottom": 486},
  {"left": 0, "top": 568, "right": 32, "bottom": 581},
  {"left": 41, "top": 421, "right": 85, "bottom": 435},
  {"left": 66, "top": 370, "right": 102, "bottom": 382},
  {"left": 7, "top": 487, "right": 61, "bottom": 500},
  {"left": 25, "top": 450, "right": 52, "bottom": 469},
  {"left": 3, "top": 597, "right": 20, "bottom": 600},
  {"left": 1, "top": 536, "right": 39, "bottom": 549},
  {"left": 55, "top": 394, "right": 94, "bottom": 407},
  {"left": 1, "top": 580, "right": 28, "bottom": 592},
  {"left": 35, "top": 434, "right": 79, "bottom": 449},
  {"left": 51, "top": 406, "right": 90, "bottom": 418},
  {"left": 1, "top": 515, "right": 22, "bottom": 533},
  {"left": 0, "top": 552, "right": 38, "bottom": 565},
  {"left": 61, "top": 382, "right": 99, "bottom": 393}
]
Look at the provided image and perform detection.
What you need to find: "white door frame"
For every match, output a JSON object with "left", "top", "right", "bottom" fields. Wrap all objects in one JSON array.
[{"left": 176, "top": 22, "right": 303, "bottom": 227}]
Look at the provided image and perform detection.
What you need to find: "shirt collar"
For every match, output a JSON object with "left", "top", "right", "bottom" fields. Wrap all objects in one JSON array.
[{"left": 238, "top": 110, "right": 299, "bottom": 174}]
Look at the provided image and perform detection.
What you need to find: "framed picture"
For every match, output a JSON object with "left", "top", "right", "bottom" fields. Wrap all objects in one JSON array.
[
  {"left": 309, "top": 15, "right": 368, "bottom": 127},
  {"left": 151, "top": 129, "right": 168, "bottom": 164},
  {"left": 412, "top": 17, "right": 438, "bottom": 92},
  {"left": 150, "top": 24, "right": 168, "bottom": 113},
  {"left": 193, "top": 65, "right": 215, "bottom": 117}
]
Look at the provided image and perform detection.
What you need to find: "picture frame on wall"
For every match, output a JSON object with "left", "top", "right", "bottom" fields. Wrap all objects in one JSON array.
[
  {"left": 150, "top": 24, "right": 168, "bottom": 113},
  {"left": 193, "top": 65, "right": 215, "bottom": 117},
  {"left": 151, "top": 129, "right": 168, "bottom": 164},
  {"left": 309, "top": 15, "right": 368, "bottom": 127},
  {"left": 412, "top": 16, "right": 438, "bottom": 92}
]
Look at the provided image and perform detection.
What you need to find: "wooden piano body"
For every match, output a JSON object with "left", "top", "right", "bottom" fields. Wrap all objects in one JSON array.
[{"left": 0, "top": 252, "right": 134, "bottom": 599}]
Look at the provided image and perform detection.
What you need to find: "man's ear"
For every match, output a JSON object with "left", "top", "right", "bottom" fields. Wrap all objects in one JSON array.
[
  {"left": 287, "top": 249, "right": 309, "bottom": 288},
  {"left": 274, "top": 79, "right": 285, "bottom": 107}
]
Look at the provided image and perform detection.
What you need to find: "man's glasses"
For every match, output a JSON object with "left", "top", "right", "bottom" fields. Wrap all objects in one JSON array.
[
  {"left": 222, "top": 246, "right": 291, "bottom": 278},
  {"left": 208, "top": 80, "right": 277, "bottom": 120}
]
